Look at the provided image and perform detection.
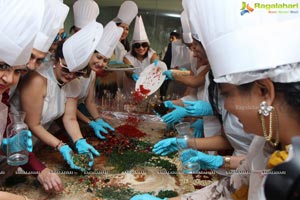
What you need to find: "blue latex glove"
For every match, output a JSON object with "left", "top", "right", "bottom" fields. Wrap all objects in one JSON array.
[
  {"left": 130, "top": 194, "right": 167, "bottom": 200},
  {"left": 132, "top": 73, "right": 139, "bottom": 82},
  {"left": 153, "top": 59, "right": 159, "bottom": 66},
  {"left": 163, "top": 100, "right": 175, "bottom": 109},
  {"left": 162, "top": 105, "right": 187, "bottom": 125},
  {"left": 59, "top": 144, "right": 84, "bottom": 171},
  {"left": 152, "top": 137, "right": 187, "bottom": 156},
  {"left": 162, "top": 70, "right": 174, "bottom": 80},
  {"left": 1, "top": 130, "right": 33, "bottom": 154},
  {"left": 75, "top": 138, "right": 100, "bottom": 167},
  {"left": 89, "top": 119, "right": 114, "bottom": 139},
  {"left": 191, "top": 119, "right": 204, "bottom": 138},
  {"left": 180, "top": 149, "right": 223, "bottom": 170},
  {"left": 183, "top": 100, "right": 214, "bottom": 117}
]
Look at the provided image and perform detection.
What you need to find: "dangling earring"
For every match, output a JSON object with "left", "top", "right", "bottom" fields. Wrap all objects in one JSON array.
[{"left": 258, "top": 101, "right": 279, "bottom": 147}]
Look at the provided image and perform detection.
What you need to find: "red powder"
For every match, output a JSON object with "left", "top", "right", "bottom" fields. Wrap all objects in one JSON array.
[
  {"left": 133, "top": 84, "right": 150, "bottom": 102},
  {"left": 139, "top": 85, "right": 150, "bottom": 95},
  {"left": 115, "top": 124, "right": 146, "bottom": 138}
]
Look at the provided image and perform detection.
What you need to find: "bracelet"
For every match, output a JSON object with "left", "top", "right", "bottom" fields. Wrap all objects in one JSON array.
[
  {"left": 223, "top": 156, "right": 231, "bottom": 171},
  {"left": 55, "top": 140, "right": 66, "bottom": 151}
]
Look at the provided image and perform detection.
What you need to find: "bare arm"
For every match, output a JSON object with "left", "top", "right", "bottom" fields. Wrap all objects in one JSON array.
[
  {"left": 0, "top": 192, "right": 32, "bottom": 200},
  {"left": 123, "top": 56, "right": 134, "bottom": 78},
  {"left": 20, "top": 72, "right": 62, "bottom": 148},
  {"left": 187, "top": 127, "right": 233, "bottom": 151},
  {"left": 85, "top": 75, "right": 101, "bottom": 120},
  {"left": 187, "top": 128, "right": 245, "bottom": 169},
  {"left": 150, "top": 52, "right": 158, "bottom": 63},
  {"left": 63, "top": 97, "right": 84, "bottom": 143},
  {"left": 172, "top": 65, "right": 210, "bottom": 88},
  {"left": 77, "top": 75, "right": 100, "bottom": 124},
  {"left": 187, "top": 134, "right": 232, "bottom": 151}
]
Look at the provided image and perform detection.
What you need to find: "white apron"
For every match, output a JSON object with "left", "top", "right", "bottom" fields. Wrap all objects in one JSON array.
[
  {"left": 10, "top": 65, "right": 81, "bottom": 130},
  {"left": 124, "top": 49, "right": 155, "bottom": 75}
]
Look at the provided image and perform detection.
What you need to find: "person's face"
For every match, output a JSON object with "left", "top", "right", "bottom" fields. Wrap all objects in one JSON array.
[
  {"left": 27, "top": 49, "right": 47, "bottom": 71},
  {"left": 191, "top": 39, "right": 208, "bottom": 65},
  {"left": 119, "top": 23, "right": 129, "bottom": 40},
  {"left": 220, "top": 83, "right": 262, "bottom": 135},
  {"left": 89, "top": 52, "right": 110, "bottom": 76},
  {"left": 54, "top": 58, "right": 87, "bottom": 83},
  {"left": 133, "top": 42, "right": 149, "bottom": 57},
  {"left": 169, "top": 35, "right": 178, "bottom": 42},
  {"left": 0, "top": 62, "right": 27, "bottom": 94}
]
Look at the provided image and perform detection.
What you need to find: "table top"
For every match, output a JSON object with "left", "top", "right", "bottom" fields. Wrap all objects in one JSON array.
[{"left": 0, "top": 112, "right": 219, "bottom": 199}]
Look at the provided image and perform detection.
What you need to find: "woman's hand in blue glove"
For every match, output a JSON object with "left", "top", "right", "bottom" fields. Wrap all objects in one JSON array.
[
  {"left": 1, "top": 130, "right": 33, "bottom": 153},
  {"left": 180, "top": 149, "right": 223, "bottom": 170},
  {"left": 89, "top": 119, "right": 114, "bottom": 139},
  {"left": 75, "top": 138, "right": 100, "bottom": 168},
  {"left": 130, "top": 194, "right": 168, "bottom": 200},
  {"left": 163, "top": 100, "right": 175, "bottom": 109},
  {"left": 59, "top": 144, "right": 84, "bottom": 171},
  {"left": 162, "top": 70, "right": 174, "bottom": 80},
  {"left": 183, "top": 100, "right": 214, "bottom": 117},
  {"left": 162, "top": 105, "right": 187, "bottom": 125},
  {"left": 132, "top": 73, "right": 139, "bottom": 82},
  {"left": 152, "top": 137, "right": 187, "bottom": 156},
  {"left": 191, "top": 119, "right": 204, "bottom": 138}
]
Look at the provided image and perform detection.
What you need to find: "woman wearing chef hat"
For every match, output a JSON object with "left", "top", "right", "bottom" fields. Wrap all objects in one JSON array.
[
  {"left": 70, "top": 0, "right": 99, "bottom": 34},
  {"left": 112, "top": 1, "right": 138, "bottom": 62},
  {"left": 10, "top": 21, "right": 103, "bottom": 172},
  {"left": 123, "top": 15, "right": 158, "bottom": 94},
  {"left": 26, "top": 0, "right": 69, "bottom": 71},
  {"left": 0, "top": 0, "right": 65, "bottom": 198},
  {"left": 130, "top": 0, "right": 300, "bottom": 199},
  {"left": 77, "top": 21, "right": 123, "bottom": 139}
]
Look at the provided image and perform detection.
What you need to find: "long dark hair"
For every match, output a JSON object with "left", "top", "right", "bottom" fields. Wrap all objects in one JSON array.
[
  {"left": 55, "top": 41, "right": 64, "bottom": 61},
  {"left": 208, "top": 70, "right": 223, "bottom": 124}
]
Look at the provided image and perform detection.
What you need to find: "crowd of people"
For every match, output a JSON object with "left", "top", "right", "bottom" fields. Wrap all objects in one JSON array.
[{"left": 0, "top": 0, "right": 299, "bottom": 199}]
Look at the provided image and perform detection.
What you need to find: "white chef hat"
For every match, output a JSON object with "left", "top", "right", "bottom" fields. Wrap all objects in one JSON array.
[
  {"left": 73, "top": 0, "right": 99, "bottom": 29},
  {"left": 63, "top": 21, "right": 103, "bottom": 72},
  {"left": 180, "top": 11, "right": 193, "bottom": 44},
  {"left": 131, "top": 16, "right": 149, "bottom": 44},
  {"left": 33, "top": 0, "right": 69, "bottom": 53},
  {"left": 96, "top": 21, "right": 123, "bottom": 58},
  {"left": 114, "top": 1, "right": 138, "bottom": 25},
  {"left": 192, "top": 0, "right": 300, "bottom": 84},
  {"left": 58, "top": 0, "right": 67, "bottom": 29},
  {"left": 182, "top": 0, "right": 205, "bottom": 45},
  {"left": 0, "top": 0, "right": 44, "bottom": 66}
]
